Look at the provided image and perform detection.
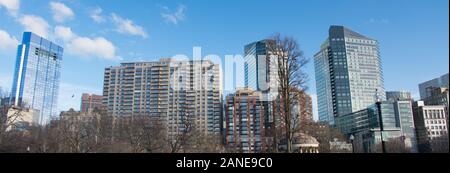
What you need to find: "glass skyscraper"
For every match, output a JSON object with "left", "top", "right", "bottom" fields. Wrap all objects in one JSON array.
[
  {"left": 314, "top": 26, "right": 385, "bottom": 125},
  {"left": 10, "top": 32, "right": 63, "bottom": 125},
  {"left": 418, "top": 73, "right": 449, "bottom": 99},
  {"left": 244, "top": 39, "right": 279, "bottom": 127}
]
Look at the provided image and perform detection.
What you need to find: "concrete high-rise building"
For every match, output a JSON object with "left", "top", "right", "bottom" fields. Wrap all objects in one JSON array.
[
  {"left": 10, "top": 32, "right": 63, "bottom": 125},
  {"left": 314, "top": 26, "right": 385, "bottom": 125},
  {"left": 413, "top": 101, "right": 448, "bottom": 153},
  {"left": 224, "top": 88, "right": 266, "bottom": 153},
  {"left": 418, "top": 73, "right": 449, "bottom": 99},
  {"left": 103, "top": 58, "right": 222, "bottom": 136},
  {"left": 80, "top": 93, "right": 104, "bottom": 113}
]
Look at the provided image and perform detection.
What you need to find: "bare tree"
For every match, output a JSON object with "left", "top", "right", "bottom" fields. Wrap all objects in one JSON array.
[
  {"left": 267, "top": 34, "right": 309, "bottom": 153},
  {"left": 167, "top": 115, "right": 194, "bottom": 153}
]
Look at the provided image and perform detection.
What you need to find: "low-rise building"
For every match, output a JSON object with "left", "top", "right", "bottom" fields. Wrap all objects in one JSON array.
[
  {"left": 413, "top": 101, "right": 448, "bottom": 153},
  {"left": 335, "top": 101, "right": 416, "bottom": 153},
  {"left": 6, "top": 106, "right": 40, "bottom": 131}
]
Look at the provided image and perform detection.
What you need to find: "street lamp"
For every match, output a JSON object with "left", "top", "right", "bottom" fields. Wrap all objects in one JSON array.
[{"left": 349, "top": 134, "right": 355, "bottom": 153}]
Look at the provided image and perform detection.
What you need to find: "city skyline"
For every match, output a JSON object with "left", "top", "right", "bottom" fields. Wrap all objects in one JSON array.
[{"left": 1, "top": 0, "right": 449, "bottom": 121}]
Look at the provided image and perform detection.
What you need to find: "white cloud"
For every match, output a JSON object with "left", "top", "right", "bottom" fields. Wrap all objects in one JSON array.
[
  {"left": 67, "top": 36, "right": 119, "bottom": 61},
  {"left": 58, "top": 83, "right": 102, "bottom": 112},
  {"left": 161, "top": 5, "right": 186, "bottom": 25},
  {"left": 90, "top": 7, "right": 105, "bottom": 23},
  {"left": 49, "top": 1, "right": 74, "bottom": 23},
  {"left": 17, "top": 14, "right": 50, "bottom": 38},
  {"left": 0, "top": 29, "right": 19, "bottom": 50},
  {"left": 54, "top": 26, "right": 120, "bottom": 61},
  {"left": 111, "top": 13, "right": 148, "bottom": 39},
  {"left": 0, "top": 0, "right": 20, "bottom": 16},
  {"left": 54, "top": 25, "right": 75, "bottom": 42}
]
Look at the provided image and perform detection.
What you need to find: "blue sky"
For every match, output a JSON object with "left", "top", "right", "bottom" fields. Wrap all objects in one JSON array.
[{"left": 0, "top": 0, "right": 448, "bottom": 120}]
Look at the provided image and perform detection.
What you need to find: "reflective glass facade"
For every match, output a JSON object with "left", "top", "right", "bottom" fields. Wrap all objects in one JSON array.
[
  {"left": 314, "top": 26, "right": 385, "bottom": 125},
  {"left": 244, "top": 40, "right": 278, "bottom": 126},
  {"left": 10, "top": 32, "right": 63, "bottom": 125}
]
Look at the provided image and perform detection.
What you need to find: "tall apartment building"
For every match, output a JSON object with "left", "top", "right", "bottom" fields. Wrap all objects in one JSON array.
[
  {"left": 418, "top": 73, "right": 449, "bottom": 99},
  {"left": 314, "top": 26, "right": 385, "bottom": 125},
  {"left": 103, "top": 58, "right": 222, "bottom": 136},
  {"left": 10, "top": 32, "right": 63, "bottom": 125},
  {"left": 80, "top": 93, "right": 104, "bottom": 113},
  {"left": 413, "top": 101, "right": 448, "bottom": 153},
  {"left": 224, "top": 88, "right": 266, "bottom": 153}
]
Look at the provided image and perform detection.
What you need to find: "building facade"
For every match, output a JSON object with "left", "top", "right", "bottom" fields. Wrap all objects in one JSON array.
[
  {"left": 292, "top": 89, "right": 313, "bottom": 124},
  {"left": 224, "top": 88, "right": 266, "bottom": 153},
  {"left": 423, "top": 87, "right": 449, "bottom": 113},
  {"left": 386, "top": 91, "right": 412, "bottom": 101},
  {"left": 81, "top": 93, "right": 104, "bottom": 113},
  {"left": 10, "top": 32, "right": 63, "bottom": 125},
  {"left": 413, "top": 101, "right": 448, "bottom": 153},
  {"left": 103, "top": 58, "right": 222, "bottom": 136},
  {"left": 335, "top": 101, "right": 416, "bottom": 153},
  {"left": 243, "top": 39, "right": 279, "bottom": 128},
  {"left": 386, "top": 91, "right": 417, "bottom": 152},
  {"left": 418, "top": 73, "right": 449, "bottom": 100},
  {"left": 6, "top": 106, "right": 40, "bottom": 131},
  {"left": 314, "top": 26, "right": 385, "bottom": 125}
]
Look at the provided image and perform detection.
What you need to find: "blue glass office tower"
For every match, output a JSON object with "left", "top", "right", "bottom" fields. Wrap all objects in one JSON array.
[
  {"left": 314, "top": 26, "right": 385, "bottom": 125},
  {"left": 244, "top": 40, "right": 278, "bottom": 127},
  {"left": 10, "top": 32, "right": 63, "bottom": 125}
]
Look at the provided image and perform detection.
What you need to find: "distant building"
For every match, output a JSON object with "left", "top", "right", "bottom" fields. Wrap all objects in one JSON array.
[
  {"left": 419, "top": 73, "right": 449, "bottom": 99},
  {"left": 80, "top": 93, "right": 104, "bottom": 113},
  {"left": 291, "top": 89, "right": 313, "bottom": 124},
  {"left": 335, "top": 101, "right": 416, "bottom": 153},
  {"left": 386, "top": 91, "right": 418, "bottom": 152},
  {"left": 103, "top": 58, "right": 223, "bottom": 137},
  {"left": 6, "top": 106, "right": 40, "bottom": 131},
  {"left": 224, "top": 88, "right": 266, "bottom": 153},
  {"left": 60, "top": 108, "right": 101, "bottom": 124},
  {"left": 423, "top": 87, "right": 449, "bottom": 113},
  {"left": 10, "top": 32, "right": 63, "bottom": 125},
  {"left": 413, "top": 101, "right": 448, "bottom": 153},
  {"left": 314, "top": 26, "right": 385, "bottom": 125},
  {"left": 386, "top": 91, "right": 412, "bottom": 101}
]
